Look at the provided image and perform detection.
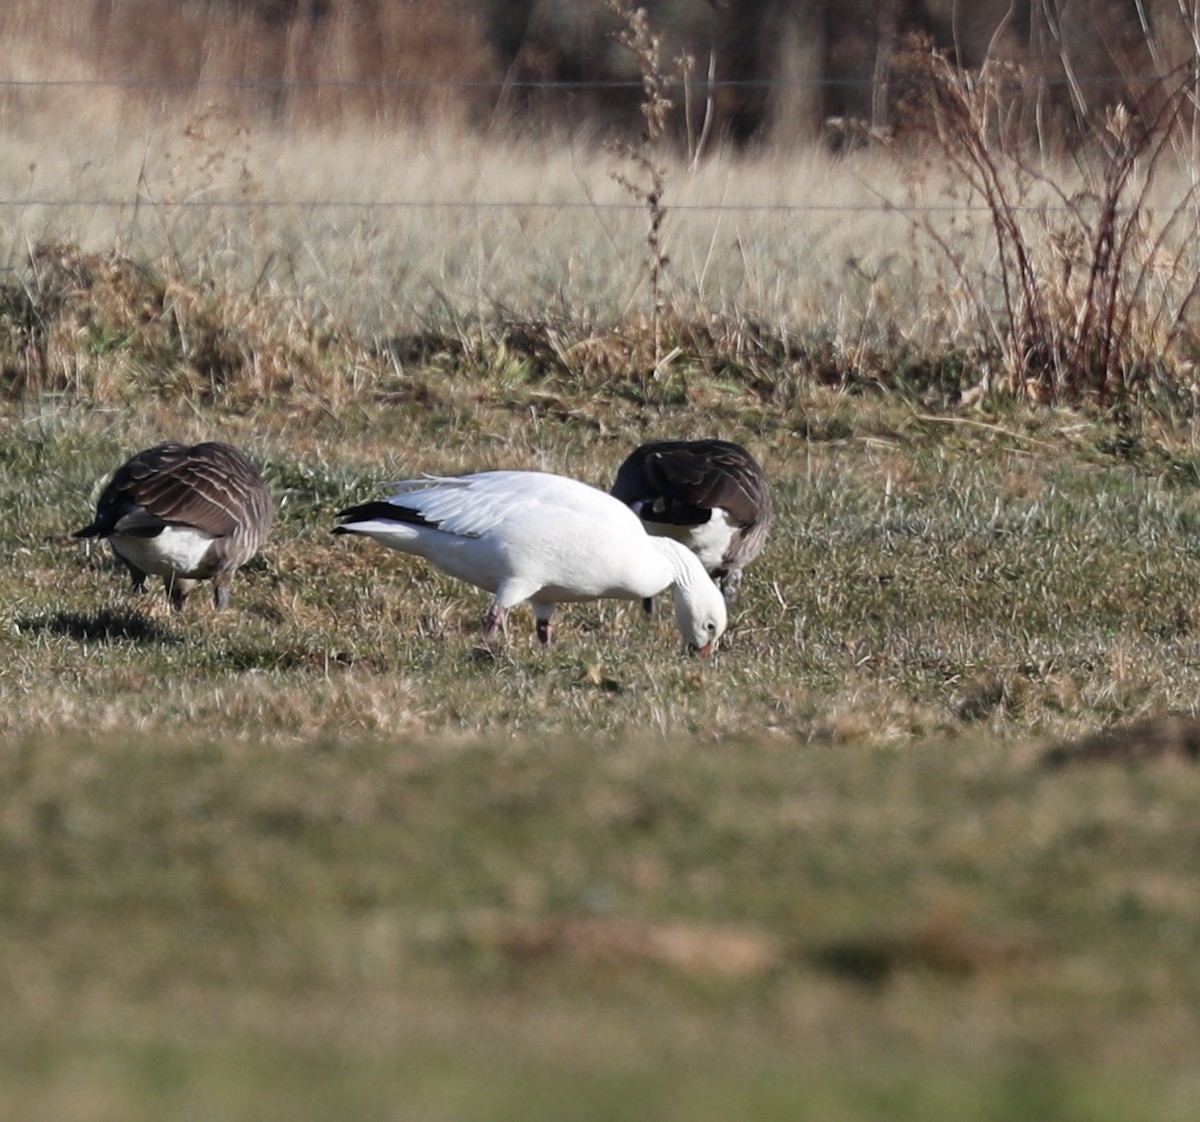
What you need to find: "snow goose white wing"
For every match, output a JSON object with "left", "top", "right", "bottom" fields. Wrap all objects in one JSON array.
[{"left": 333, "top": 470, "right": 727, "bottom": 653}]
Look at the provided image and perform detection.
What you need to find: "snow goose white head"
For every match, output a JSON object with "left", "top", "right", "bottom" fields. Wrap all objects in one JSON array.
[
  {"left": 75, "top": 441, "right": 273, "bottom": 611},
  {"left": 333, "top": 469, "right": 727, "bottom": 655},
  {"left": 612, "top": 438, "right": 771, "bottom": 606}
]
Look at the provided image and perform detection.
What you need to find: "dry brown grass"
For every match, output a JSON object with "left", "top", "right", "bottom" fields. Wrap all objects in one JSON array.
[
  {"left": 896, "top": 42, "right": 1200, "bottom": 403},
  {"left": 0, "top": 120, "right": 1033, "bottom": 406},
  {"left": 7, "top": 0, "right": 1200, "bottom": 406},
  {"left": 5, "top": 92, "right": 1200, "bottom": 407}
]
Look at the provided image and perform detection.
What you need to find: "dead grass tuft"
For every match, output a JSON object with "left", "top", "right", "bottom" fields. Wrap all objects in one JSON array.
[
  {"left": 465, "top": 911, "right": 783, "bottom": 979},
  {"left": 3, "top": 242, "right": 349, "bottom": 405}
]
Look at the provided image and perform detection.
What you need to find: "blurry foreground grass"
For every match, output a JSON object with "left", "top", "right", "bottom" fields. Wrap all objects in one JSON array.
[
  {"left": 2, "top": 732, "right": 1199, "bottom": 1122},
  {"left": 4, "top": 380, "right": 1200, "bottom": 1119}
]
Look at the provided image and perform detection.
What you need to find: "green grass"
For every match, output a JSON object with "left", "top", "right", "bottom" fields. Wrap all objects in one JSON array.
[
  {"left": 4, "top": 371, "right": 1200, "bottom": 1119},
  {"left": 1, "top": 733, "right": 1199, "bottom": 1121}
]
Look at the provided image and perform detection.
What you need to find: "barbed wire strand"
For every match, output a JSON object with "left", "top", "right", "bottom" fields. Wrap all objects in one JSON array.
[
  {"left": 0, "top": 73, "right": 1185, "bottom": 91},
  {"left": 0, "top": 197, "right": 1106, "bottom": 214}
]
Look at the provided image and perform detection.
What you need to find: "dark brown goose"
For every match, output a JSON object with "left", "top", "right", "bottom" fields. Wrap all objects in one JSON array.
[
  {"left": 75, "top": 441, "right": 273, "bottom": 611},
  {"left": 611, "top": 439, "right": 771, "bottom": 607}
]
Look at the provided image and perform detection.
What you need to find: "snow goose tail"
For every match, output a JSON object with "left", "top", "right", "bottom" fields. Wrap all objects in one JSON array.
[
  {"left": 332, "top": 470, "right": 727, "bottom": 655},
  {"left": 612, "top": 438, "right": 772, "bottom": 607},
  {"left": 75, "top": 441, "right": 273, "bottom": 611}
]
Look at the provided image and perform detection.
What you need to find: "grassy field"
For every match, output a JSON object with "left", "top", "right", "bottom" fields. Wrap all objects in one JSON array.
[
  {"left": 4, "top": 22, "right": 1200, "bottom": 1113},
  {"left": 4, "top": 367, "right": 1200, "bottom": 1119}
]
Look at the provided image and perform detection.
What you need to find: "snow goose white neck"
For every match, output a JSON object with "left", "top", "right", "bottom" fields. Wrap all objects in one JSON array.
[
  {"left": 333, "top": 470, "right": 727, "bottom": 654},
  {"left": 75, "top": 441, "right": 273, "bottom": 611},
  {"left": 612, "top": 439, "right": 771, "bottom": 606}
]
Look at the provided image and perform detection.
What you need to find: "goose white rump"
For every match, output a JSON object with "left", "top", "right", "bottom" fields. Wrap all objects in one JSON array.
[
  {"left": 110, "top": 525, "right": 220, "bottom": 580},
  {"left": 333, "top": 470, "right": 727, "bottom": 653}
]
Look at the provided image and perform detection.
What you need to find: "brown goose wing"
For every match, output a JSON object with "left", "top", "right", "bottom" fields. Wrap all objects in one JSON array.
[
  {"left": 76, "top": 442, "right": 271, "bottom": 544},
  {"left": 159, "top": 442, "right": 273, "bottom": 547},
  {"left": 613, "top": 439, "right": 770, "bottom": 530}
]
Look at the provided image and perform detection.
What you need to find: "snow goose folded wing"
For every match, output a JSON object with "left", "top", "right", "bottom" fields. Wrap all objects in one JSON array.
[
  {"left": 75, "top": 441, "right": 273, "bottom": 611},
  {"left": 332, "top": 470, "right": 727, "bottom": 654},
  {"left": 611, "top": 439, "right": 772, "bottom": 605}
]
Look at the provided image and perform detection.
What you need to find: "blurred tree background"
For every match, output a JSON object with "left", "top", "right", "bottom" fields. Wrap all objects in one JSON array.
[{"left": 4, "top": 1, "right": 1192, "bottom": 145}]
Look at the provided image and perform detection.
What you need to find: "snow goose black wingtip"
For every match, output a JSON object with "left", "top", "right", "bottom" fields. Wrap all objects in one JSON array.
[
  {"left": 76, "top": 441, "right": 273, "bottom": 611},
  {"left": 611, "top": 438, "right": 772, "bottom": 606},
  {"left": 332, "top": 500, "right": 440, "bottom": 532},
  {"left": 332, "top": 469, "right": 727, "bottom": 654}
]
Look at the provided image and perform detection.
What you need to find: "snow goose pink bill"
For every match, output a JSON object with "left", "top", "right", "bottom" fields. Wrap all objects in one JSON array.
[{"left": 332, "top": 470, "right": 727, "bottom": 655}]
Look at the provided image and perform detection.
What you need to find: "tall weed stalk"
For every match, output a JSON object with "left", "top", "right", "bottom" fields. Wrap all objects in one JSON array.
[
  {"left": 903, "top": 44, "right": 1200, "bottom": 406},
  {"left": 607, "top": 0, "right": 680, "bottom": 377}
]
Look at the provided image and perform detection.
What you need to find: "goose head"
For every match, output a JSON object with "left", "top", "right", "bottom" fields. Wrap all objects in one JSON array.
[{"left": 671, "top": 567, "right": 728, "bottom": 658}]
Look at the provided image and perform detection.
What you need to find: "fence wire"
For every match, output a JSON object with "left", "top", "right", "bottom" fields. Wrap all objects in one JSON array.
[
  {"left": 0, "top": 198, "right": 1101, "bottom": 215},
  {"left": 0, "top": 74, "right": 1181, "bottom": 90}
]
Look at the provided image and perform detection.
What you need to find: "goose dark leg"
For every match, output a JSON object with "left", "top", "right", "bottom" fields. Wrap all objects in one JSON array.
[
  {"left": 165, "top": 576, "right": 196, "bottom": 613},
  {"left": 212, "top": 575, "right": 232, "bottom": 611},
  {"left": 531, "top": 602, "right": 555, "bottom": 647},
  {"left": 124, "top": 563, "right": 149, "bottom": 595},
  {"left": 111, "top": 545, "right": 148, "bottom": 596},
  {"left": 642, "top": 597, "right": 654, "bottom": 616}
]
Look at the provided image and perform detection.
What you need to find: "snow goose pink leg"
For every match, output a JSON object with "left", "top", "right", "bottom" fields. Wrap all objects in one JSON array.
[
  {"left": 481, "top": 603, "right": 508, "bottom": 646},
  {"left": 332, "top": 470, "right": 727, "bottom": 655}
]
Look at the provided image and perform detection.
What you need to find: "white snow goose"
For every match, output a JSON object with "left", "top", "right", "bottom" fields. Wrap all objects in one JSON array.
[
  {"left": 332, "top": 470, "right": 727, "bottom": 655},
  {"left": 75, "top": 441, "right": 273, "bottom": 611},
  {"left": 611, "top": 438, "right": 772, "bottom": 606}
]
